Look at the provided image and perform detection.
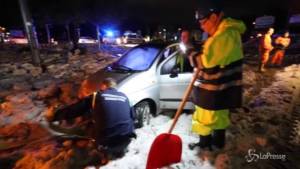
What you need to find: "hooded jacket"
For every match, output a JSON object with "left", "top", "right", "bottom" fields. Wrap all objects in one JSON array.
[
  {"left": 192, "top": 18, "right": 246, "bottom": 110},
  {"left": 53, "top": 88, "right": 135, "bottom": 144}
]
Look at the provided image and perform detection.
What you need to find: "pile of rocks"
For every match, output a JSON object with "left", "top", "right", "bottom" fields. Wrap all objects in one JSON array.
[
  {"left": 0, "top": 50, "right": 118, "bottom": 127},
  {"left": 14, "top": 138, "right": 101, "bottom": 169}
]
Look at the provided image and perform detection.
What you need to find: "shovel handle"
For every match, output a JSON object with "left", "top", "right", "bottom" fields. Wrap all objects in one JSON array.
[{"left": 168, "top": 69, "right": 200, "bottom": 134}]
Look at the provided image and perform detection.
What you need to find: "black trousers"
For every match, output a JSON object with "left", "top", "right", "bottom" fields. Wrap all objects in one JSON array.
[
  {"left": 199, "top": 129, "right": 226, "bottom": 149},
  {"left": 98, "top": 134, "right": 133, "bottom": 159}
]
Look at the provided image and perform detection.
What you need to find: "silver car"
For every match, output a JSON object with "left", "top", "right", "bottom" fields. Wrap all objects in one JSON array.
[
  {"left": 122, "top": 34, "right": 145, "bottom": 44},
  {"left": 83, "top": 43, "right": 194, "bottom": 127}
]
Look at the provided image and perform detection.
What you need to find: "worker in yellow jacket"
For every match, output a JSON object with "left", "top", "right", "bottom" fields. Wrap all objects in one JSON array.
[{"left": 189, "top": 3, "right": 246, "bottom": 151}]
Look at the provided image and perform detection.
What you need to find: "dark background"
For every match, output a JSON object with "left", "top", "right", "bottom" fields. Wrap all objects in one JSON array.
[{"left": 0, "top": 0, "right": 299, "bottom": 38}]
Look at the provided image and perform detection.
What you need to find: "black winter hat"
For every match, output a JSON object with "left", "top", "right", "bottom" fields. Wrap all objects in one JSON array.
[{"left": 195, "top": 0, "right": 223, "bottom": 20}]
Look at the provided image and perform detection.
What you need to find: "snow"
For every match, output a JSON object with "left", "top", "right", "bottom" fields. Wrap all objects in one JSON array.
[{"left": 101, "top": 114, "right": 214, "bottom": 169}]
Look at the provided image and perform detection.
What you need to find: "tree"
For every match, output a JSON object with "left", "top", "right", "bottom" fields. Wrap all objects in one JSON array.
[{"left": 19, "top": 0, "right": 41, "bottom": 66}]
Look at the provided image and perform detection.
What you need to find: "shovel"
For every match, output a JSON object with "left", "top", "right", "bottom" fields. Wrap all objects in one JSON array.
[{"left": 146, "top": 69, "right": 200, "bottom": 169}]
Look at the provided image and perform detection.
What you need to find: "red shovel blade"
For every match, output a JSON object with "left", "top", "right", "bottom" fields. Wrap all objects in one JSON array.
[{"left": 146, "top": 133, "right": 182, "bottom": 169}]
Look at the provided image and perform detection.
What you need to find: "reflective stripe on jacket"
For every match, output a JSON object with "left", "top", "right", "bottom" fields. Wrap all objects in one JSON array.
[{"left": 192, "top": 18, "right": 245, "bottom": 110}]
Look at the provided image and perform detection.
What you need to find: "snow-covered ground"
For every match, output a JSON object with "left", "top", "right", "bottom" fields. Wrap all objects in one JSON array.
[{"left": 101, "top": 114, "right": 214, "bottom": 169}]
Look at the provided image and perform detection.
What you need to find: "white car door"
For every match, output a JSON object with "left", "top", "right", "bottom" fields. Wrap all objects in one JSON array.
[{"left": 158, "top": 50, "right": 194, "bottom": 110}]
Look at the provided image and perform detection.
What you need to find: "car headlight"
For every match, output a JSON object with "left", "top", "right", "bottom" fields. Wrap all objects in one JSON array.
[
  {"left": 116, "top": 38, "right": 122, "bottom": 44},
  {"left": 123, "top": 37, "right": 128, "bottom": 44}
]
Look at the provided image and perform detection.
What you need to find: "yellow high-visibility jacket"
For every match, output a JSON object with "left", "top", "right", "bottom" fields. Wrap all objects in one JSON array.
[
  {"left": 191, "top": 18, "right": 246, "bottom": 135},
  {"left": 199, "top": 18, "right": 246, "bottom": 68},
  {"left": 191, "top": 18, "right": 246, "bottom": 110}
]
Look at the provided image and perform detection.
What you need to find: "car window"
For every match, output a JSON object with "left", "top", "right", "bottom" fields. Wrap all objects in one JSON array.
[
  {"left": 162, "top": 45, "right": 178, "bottom": 59},
  {"left": 161, "top": 53, "right": 177, "bottom": 75},
  {"left": 115, "top": 47, "right": 160, "bottom": 71},
  {"left": 173, "top": 52, "right": 193, "bottom": 73},
  {"left": 158, "top": 45, "right": 179, "bottom": 66},
  {"left": 128, "top": 35, "right": 137, "bottom": 38},
  {"left": 161, "top": 52, "right": 193, "bottom": 75}
]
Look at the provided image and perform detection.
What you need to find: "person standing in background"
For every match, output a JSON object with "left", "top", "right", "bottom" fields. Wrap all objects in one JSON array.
[
  {"left": 258, "top": 28, "right": 274, "bottom": 72},
  {"left": 271, "top": 31, "right": 291, "bottom": 66}
]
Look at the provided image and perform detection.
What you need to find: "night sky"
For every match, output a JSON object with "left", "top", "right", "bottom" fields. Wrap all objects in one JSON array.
[{"left": 0, "top": 0, "right": 299, "bottom": 31}]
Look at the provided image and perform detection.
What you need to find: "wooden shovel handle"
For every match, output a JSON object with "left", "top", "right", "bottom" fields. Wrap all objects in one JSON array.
[
  {"left": 168, "top": 69, "right": 200, "bottom": 134},
  {"left": 92, "top": 92, "right": 97, "bottom": 109}
]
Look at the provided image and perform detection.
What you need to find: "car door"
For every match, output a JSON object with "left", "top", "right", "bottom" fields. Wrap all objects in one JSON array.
[{"left": 158, "top": 49, "right": 194, "bottom": 110}]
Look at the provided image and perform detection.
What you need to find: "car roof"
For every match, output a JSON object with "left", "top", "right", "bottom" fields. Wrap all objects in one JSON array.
[
  {"left": 136, "top": 41, "right": 173, "bottom": 50},
  {"left": 79, "top": 36, "right": 93, "bottom": 39}
]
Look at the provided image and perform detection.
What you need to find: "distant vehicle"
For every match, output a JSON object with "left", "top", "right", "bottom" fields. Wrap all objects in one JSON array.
[
  {"left": 81, "top": 43, "right": 194, "bottom": 127},
  {"left": 102, "top": 30, "right": 121, "bottom": 44},
  {"left": 103, "top": 36, "right": 119, "bottom": 44},
  {"left": 8, "top": 36, "right": 28, "bottom": 44},
  {"left": 78, "top": 36, "right": 97, "bottom": 44},
  {"left": 122, "top": 33, "right": 145, "bottom": 44}
]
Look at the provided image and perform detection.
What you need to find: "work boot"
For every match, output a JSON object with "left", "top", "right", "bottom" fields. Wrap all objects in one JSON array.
[
  {"left": 188, "top": 142, "right": 200, "bottom": 150},
  {"left": 189, "top": 135, "right": 212, "bottom": 150},
  {"left": 212, "top": 129, "right": 226, "bottom": 150},
  {"left": 259, "top": 63, "right": 266, "bottom": 72}
]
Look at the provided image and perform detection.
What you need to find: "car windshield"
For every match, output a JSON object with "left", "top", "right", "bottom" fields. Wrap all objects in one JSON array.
[
  {"left": 113, "top": 46, "right": 160, "bottom": 71},
  {"left": 80, "top": 37, "right": 91, "bottom": 39},
  {"left": 128, "top": 35, "right": 137, "bottom": 38}
]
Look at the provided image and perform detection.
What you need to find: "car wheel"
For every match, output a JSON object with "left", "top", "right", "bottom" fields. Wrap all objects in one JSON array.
[{"left": 134, "top": 101, "right": 153, "bottom": 128}]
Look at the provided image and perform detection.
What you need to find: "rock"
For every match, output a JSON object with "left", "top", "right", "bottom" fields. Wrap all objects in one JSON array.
[
  {"left": 214, "top": 153, "right": 230, "bottom": 169},
  {"left": 59, "top": 83, "right": 78, "bottom": 104},
  {"left": 255, "top": 137, "right": 267, "bottom": 147},
  {"left": 47, "top": 65, "right": 58, "bottom": 74},
  {"left": 54, "top": 71, "right": 66, "bottom": 79},
  {"left": 63, "top": 140, "right": 73, "bottom": 148},
  {"left": 30, "top": 67, "right": 42, "bottom": 77},
  {"left": 70, "top": 73, "right": 84, "bottom": 82},
  {"left": 69, "top": 54, "right": 80, "bottom": 60},
  {"left": 43, "top": 106, "right": 56, "bottom": 122},
  {"left": 21, "top": 63, "right": 35, "bottom": 70},
  {"left": 74, "top": 49, "right": 81, "bottom": 55},
  {"left": 25, "top": 106, "right": 44, "bottom": 121},
  {"left": 36, "top": 144, "right": 57, "bottom": 160},
  {"left": 5, "top": 92, "right": 32, "bottom": 104},
  {"left": 0, "top": 63, "right": 15, "bottom": 73},
  {"left": 12, "top": 68, "right": 27, "bottom": 76},
  {"left": 249, "top": 98, "right": 266, "bottom": 108},
  {"left": 0, "top": 102, "right": 14, "bottom": 116},
  {"left": 0, "top": 89, "right": 11, "bottom": 98},
  {"left": 0, "top": 123, "right": 31, "bottom": 141},
  {"left": 0, "top": 75, "right": 30, "bottom": 87},
  {"left": 12, "top": 82, "right": 32, "bottom": 91},
  {"left": 66, "top": 149, "right": 74, "bottom": 157},
  {"left": 0, "top": 79, "right": 13, "bottom": 89},
  {"left": 43, "top": 58, "right": 56, "bottom": 64},
  {"left": 1, "top": 92, "right": 46, "bottom": 124},
  {"left": 14, "top": 144, "right": 69, "bottom": 169},
  {"left": 76, "top": 140, "right": 89, "bottom": 148},
  {"left": 37, "top": 83, "right": 58, "bottom": 99},
  {"left": 252, "top": 123, "right": 267, "bottom": 135},
  {"left": 33, "top": 80, "right": 53, "bottom": 90}
]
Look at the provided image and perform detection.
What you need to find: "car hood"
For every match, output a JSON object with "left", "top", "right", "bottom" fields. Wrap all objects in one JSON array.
[
  {"left": 92, "top": 69, "right": 133, "bottom": 83},
  {"left": 78, "top": 68, "right": 135, "bottom": 98}
]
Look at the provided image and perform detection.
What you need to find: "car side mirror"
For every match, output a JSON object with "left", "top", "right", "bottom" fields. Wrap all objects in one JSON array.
[{"left": 169, "top": 67, "right": 179, "bottom": 78}]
